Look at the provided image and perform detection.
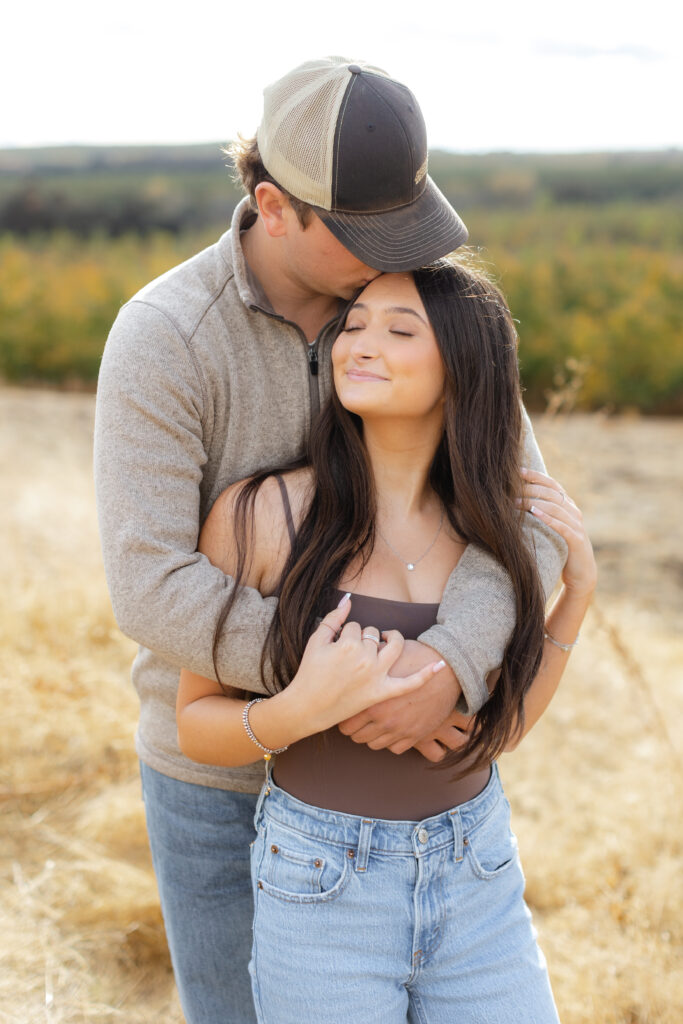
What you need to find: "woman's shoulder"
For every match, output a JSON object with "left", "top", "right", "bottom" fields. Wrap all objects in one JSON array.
[
  {"left": 200, "top": 468, "right": 314, "bottom": 584},
  {"left": 266, "top": 467, "right": 314, "bottom": 528}
]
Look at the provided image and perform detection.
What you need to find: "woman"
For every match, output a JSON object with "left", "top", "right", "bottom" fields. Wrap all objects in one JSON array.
[{"left": 177, "top": 259, "right": 596, "bottom": 1023}]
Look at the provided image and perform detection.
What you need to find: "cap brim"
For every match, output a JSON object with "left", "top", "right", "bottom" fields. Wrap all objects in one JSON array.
[{"left": 314, "top": 176, "right": 468, "bottom": 273}]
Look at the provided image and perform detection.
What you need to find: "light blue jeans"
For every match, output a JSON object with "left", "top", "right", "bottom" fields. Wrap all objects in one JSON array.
[
  {"left": 140, "top": 762, "right": 258, "bottom": 1024},
  {"left": 250, "top": 763, "right": 560, "bottom": 1024}
]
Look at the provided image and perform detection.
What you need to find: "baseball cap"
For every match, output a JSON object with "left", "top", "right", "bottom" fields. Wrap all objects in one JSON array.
[{"left": 256, "top": 57, "right": 468, "bottom": 273}]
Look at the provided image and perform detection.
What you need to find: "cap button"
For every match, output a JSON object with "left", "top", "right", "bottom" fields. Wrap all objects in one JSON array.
[{"left": 348, "top": 64, "right": 362, "bottom": 74}]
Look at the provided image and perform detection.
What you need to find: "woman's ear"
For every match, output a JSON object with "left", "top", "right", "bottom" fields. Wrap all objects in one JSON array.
[{"left": 254, "top": 182, "right": 289, "bottom": 238}]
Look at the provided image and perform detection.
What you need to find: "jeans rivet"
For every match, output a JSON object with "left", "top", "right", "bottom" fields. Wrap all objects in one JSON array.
[
  {"left": 271, "top": 844, "right": 279, "bottom": 854},
  {"left": 348, "top": 850, "right": 355, "bottom": 858},
  {"left": 463, "top": 838, "right": 469, "bottom": 845},
  {"left": 258, "top": 881, "right": 263, "bottom": 889},
  {"left": 314, "top": 858, "right": 322, "bottom": 868}
]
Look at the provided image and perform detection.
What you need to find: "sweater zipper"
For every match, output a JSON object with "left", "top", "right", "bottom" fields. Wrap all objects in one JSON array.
[
  {"left": 305, "top": 340, "right": 320, "bottom": 419},
  {"left": 250, "top": 304, "right": 337, "bottom": 425}
]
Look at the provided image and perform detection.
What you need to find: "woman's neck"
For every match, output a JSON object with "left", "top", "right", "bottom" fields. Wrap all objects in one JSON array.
[{"left": 363, "top": 418, "right": 442, "bottom": 520}]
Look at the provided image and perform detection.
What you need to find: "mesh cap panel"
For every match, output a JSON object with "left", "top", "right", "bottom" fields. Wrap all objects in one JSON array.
[{"left": 258, "top": 58, "right": 389, "bottom": 209}]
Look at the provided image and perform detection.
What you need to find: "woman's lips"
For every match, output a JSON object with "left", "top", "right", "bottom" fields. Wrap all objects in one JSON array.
[{"left": 346, "top": 368, "right": 388, "bottom": 382}]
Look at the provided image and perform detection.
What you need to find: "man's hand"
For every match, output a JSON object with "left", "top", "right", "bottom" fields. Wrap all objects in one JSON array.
[
  {"left": 337, "top": 640, "right": 461, "bottom": 755},
  {"left": 412, "top": 709, "right": 475, "bottom": 762}
]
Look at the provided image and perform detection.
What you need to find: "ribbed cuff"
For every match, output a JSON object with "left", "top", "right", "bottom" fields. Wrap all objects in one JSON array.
[{"left": 418, "top": 624, "right": 491, "bottom": 715}]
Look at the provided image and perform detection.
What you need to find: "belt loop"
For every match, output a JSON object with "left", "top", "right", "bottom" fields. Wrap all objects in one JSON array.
[
  {"left": 450, "top": 809, "right": 464, "bottom": 863},
  {"left": 253, "top": 759, "right": 273, "bottom": 829},
  {"left": 355, "top": 819, "right": 374, "bottom": 873}
]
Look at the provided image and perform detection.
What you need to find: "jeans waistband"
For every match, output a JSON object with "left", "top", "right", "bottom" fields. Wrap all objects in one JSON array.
[{"left": 255, "top": 761, "right": 502, "bottom": 858}]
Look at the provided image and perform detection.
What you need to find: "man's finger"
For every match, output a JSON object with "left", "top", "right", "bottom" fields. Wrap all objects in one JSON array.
[
  {"left": 337, "top": 711, "right": 373, "bottom": 736},
  {"left": 413, "top": 739, "right": 448, "bottom": 763}
]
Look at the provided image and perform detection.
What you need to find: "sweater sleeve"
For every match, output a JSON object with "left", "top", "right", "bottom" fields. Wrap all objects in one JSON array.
[
  {"left": 418, "top": 406, "right": 568, "bottom": 714},
  {"left": 94, "top": 300, "right": 275, "bottom": 694}
]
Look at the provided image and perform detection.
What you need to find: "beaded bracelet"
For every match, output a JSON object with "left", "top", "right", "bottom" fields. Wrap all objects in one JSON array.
[
  {"left": 242, "top": 698, "right": 289, "bottom": 759},
  {"left": 544, "top": 629, "right": 579, "bottom": 652}
]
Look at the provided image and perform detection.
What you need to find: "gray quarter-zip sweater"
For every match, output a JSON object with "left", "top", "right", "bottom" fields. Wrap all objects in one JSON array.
[{"left": 94, "top": 198, "right": 566, "bottom": 793}]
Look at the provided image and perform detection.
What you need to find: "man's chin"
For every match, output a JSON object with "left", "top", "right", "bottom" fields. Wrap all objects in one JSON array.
[{"left": 337, "top": 281, "right": 372, "bottom": 301}]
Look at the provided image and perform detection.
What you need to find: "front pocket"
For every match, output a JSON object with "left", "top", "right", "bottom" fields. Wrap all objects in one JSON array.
[
  {"left": 256, "top": 821, "right": 351, "bottom": 904},
  {"left": 465, "top": 796, "right": 519, "bottom": 881}
]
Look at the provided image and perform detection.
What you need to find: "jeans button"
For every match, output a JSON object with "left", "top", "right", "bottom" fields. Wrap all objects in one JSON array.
[{"left": 418, "top": 828, "right": 429, "bottom": 844}]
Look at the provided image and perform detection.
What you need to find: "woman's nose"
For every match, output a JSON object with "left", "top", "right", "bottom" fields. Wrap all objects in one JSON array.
[{"left": 349, "top": 330, "right": 379, "bottom": 360}]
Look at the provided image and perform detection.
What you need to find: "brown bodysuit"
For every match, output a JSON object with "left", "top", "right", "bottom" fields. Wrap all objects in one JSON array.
[{"left": 271, "top": 476, "right": 491, "bottom": 820}]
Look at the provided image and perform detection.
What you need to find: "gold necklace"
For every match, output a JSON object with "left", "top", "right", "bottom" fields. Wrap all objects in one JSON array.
[{"left": 376, "top": 507, "right": 445, "bottom": 571}]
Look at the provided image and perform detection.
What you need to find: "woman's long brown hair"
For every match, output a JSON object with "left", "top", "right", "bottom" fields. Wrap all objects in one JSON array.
[{"left": 212, "top": 257, "right": 546, "bottom": 775}]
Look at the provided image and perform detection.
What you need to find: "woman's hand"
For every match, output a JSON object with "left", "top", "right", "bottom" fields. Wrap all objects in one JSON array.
[
  {"left": 517, "top": 468, "right": 597, "bottom": 599},
  {"left": 285, "top": 596, "right": 447, "bottom": 737}
]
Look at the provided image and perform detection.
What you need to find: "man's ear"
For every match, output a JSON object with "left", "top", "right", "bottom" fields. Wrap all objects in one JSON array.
[{"left": 254, "top": 182, "right": 290, "bottom": 238}]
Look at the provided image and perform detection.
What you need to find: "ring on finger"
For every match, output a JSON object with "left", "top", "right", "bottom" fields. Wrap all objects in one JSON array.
[{"left": 361, "top": 631, "right": 381, "bottom": 645}]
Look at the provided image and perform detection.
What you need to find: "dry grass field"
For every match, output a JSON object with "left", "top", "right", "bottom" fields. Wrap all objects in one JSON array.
[{"left": 1, "top": 386, "right": 681, "bottom": 1023}]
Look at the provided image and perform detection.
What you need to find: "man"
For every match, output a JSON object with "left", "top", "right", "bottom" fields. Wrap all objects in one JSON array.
[{"left": 94, "top": 57, "right": 565, "bottom": 1024}]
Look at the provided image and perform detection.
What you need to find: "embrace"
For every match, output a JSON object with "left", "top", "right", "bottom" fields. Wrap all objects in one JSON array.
[{"left": 95, "top": 58, "right": 596, "bottom": 1024}]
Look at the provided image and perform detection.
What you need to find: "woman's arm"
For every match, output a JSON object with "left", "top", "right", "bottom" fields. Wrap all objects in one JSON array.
[
  {"left": 417, "top": 469, "right": 596, "bottom": 758},
  {"left": 176, "top": 476, "right": 446, "bottom": 767},
  {"left": 504, "top": 468, "right": 596, "bottom": 749},
  {"left": 177, "top": 597, "right": 446, "bottom": 766}
]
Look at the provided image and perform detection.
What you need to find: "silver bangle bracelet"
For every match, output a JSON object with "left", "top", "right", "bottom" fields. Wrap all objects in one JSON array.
[
  {"left": 242, "top": 698, "right": 289, "bottom": 758},
  {"left": 544, "top": 629, "right": 579, "bottom": 652}
]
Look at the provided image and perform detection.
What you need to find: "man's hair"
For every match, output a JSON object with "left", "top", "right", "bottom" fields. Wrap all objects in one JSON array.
[{"left": 226, "top": 135, "right": 313, "bottom": 229}]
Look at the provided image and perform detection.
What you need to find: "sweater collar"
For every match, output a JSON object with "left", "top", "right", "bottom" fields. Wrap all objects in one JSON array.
[{"left": 225, "top": 196, "right": 276, "bottom": 314}]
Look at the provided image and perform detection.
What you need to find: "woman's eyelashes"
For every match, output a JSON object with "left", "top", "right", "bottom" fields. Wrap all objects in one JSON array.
[{"left": 342, "top": 323, "right": 414, "bottom": 337}]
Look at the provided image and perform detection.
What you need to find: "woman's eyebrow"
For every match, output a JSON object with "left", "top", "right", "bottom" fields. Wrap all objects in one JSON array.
[{"left": 386, "top": 305, "right": 428, "bottom": 325}]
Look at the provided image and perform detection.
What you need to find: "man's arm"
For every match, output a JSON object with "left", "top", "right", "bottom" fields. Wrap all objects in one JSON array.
[
  {"left": 338, "top": 408, "right": 568, "bottom": 749},
  {"left": 94, "top": 301, "right": 275, "bottom": 692},
  {"left": 418, "top": 407, "right": 567, "bottom": 714}
]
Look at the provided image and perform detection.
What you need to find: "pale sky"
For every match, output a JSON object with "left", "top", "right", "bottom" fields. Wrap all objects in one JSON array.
[{"left": 2, "top": 0, "right": 681, "bottom": 152}]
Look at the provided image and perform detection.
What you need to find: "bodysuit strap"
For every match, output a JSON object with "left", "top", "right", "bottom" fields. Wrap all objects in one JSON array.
[{"left": 274, "top": 474, "right": 296, "bottom": 551}]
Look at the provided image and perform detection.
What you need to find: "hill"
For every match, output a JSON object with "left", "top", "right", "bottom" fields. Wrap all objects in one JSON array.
[{"left": 1, "top": 144, "right": 681, "bottom": 236}]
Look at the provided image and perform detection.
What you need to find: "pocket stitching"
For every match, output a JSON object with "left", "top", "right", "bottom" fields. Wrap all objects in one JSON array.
[
  {"left": 464, "top": 796, "right": 517, "bottom": 881},
  {"left": 257, "top": 854, "right": 351, "bottom": 904}
]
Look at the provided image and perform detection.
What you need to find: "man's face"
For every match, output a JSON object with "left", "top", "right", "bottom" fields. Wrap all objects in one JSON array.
[{"left": 285, "top": 211, "right": 381, "bottom": 301}]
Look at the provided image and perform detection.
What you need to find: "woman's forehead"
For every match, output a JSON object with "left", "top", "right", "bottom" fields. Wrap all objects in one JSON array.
[{"left": 354, "top": 272, "right": 425, "bottom": 311}]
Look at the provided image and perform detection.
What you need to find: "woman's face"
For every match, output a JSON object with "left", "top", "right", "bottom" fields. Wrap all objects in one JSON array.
[{"left": 332, "top": 273, "right": 446, "bottom": 424}]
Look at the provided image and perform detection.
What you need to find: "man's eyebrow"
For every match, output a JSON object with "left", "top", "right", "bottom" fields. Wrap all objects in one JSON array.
[{"left": 348, "top": 302, "right": 427, "bottom": 325}]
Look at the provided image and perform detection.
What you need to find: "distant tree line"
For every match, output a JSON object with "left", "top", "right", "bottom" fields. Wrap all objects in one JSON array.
[{"left": 0, "top": 145, "right": 680, "bottom": 237}]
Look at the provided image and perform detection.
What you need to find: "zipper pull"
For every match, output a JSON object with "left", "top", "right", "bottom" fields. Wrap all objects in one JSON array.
[{"left": 308, "top": 345, "right": 319, "bottom": 376}]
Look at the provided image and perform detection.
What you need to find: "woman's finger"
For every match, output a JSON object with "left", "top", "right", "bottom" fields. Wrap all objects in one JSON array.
[
  {"left": 519, "top": 468, "right": 575, "bottom": 507},
  {"left": 519, "top": 480, "right": 570, "bottom": 506},
  {"left": 313, "top": 595, "right": 353, "bottom": 646},
  {"left": 376, "top": 629, "right": 405, "bottom": 670},
  {"left": 382, "top": 657, "right": 447, "bottom": 701},
  {"left": 361, "top": 626, "right": 381, "bottom": 649},
  {"left": 520, "top": 467, "right": 558, "bottom": 488},
  {"left": 518, "top": 495, "right": 581, "bottom": 530},
  {"left": 527, "top": 503, "right": 582, "bottom": 544}
]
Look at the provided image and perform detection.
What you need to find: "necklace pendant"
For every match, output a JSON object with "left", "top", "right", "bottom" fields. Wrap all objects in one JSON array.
[{"left": 407, "top": 563, "right": 415, "bottom": 571}]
